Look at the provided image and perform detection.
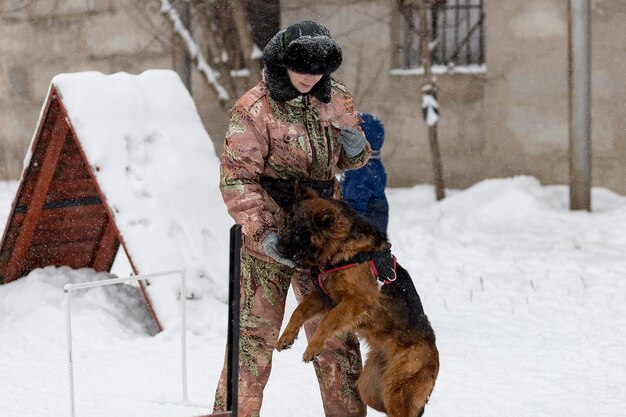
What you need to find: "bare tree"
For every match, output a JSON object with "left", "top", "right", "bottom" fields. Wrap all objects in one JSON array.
[
  {"left": 160, "top": 0, "right": 272, "bottom": 109},
  {"left": 401, "top": 0, "right": 446, "bottom": 200},
  {"left": 173, "top": 0, "right": 192, "bottom": 90},
  {"left": 230, "top": 0, "right": 262, "bottom": 83},
  {"left": 418, "top": 0, "right": 445, "bottom": 200}
]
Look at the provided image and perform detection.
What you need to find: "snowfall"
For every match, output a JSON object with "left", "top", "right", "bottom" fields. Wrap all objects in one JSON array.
[{"left": 1, "top": 71, "right": 625, "bottom": 417}]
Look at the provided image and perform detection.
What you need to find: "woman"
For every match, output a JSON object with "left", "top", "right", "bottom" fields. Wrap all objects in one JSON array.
[{"left": 214, "top": 20, "right": 371, "bottom": 417}]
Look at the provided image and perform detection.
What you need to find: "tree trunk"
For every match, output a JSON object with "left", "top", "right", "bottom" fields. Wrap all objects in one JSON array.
[
  {"left": 192, "top": 1, "right": 239, "bottom": 103},
  {"left": 245, "top": 0, "right": 281, "bottom": 49},
  {"left": 173, "top": 0, "right": 192, "bottom": 91},
  {"left": 161, "top": 0, "right": 231, "bottom": 106},
  {"left": 231, "top": 0, "right": 262, "bottom": 83},
  {"left": 417, "top": 0, "right": 446, "bottom": 200}
]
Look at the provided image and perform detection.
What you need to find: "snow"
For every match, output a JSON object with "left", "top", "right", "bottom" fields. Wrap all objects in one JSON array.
[
  {"left": 1, "top": 174, "right": 625, "bottom": 417},
  {"left": 390, "top": 64, "right": 487, "bottom": 76},
  {"left": 1, "top": 72, "right": 625, "bottom": 417},
  {"left": 422, "top": 93, "right": 440, "bottom": 126}
]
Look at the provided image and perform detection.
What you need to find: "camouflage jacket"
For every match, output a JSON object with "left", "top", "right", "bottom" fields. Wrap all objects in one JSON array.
[{"left": 220, "top": 79, "right": 371, "bottom": 261}]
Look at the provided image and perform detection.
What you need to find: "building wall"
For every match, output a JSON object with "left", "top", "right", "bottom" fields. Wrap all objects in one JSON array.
[
  {"left": 283, "top": 0, "right": 626, "bottom": 194},
  {"left": 0, "top": 0, "right": 230, "bottom": 180},
  {"left": 2, "top": 0, "right": 625, "bottom": 195}
]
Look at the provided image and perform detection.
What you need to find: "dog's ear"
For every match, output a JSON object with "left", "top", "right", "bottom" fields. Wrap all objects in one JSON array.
[
  {"left": 314, "top": 207, "right": 337, "bottom": 229},
  {"left": 296, "top": 184, "right": 318, "bottom": 201}
]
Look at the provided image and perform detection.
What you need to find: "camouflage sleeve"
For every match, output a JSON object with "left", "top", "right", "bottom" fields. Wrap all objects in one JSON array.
[
  {"left": 219, "top": 107, "right": 275, "bottom": 241},
  {"left": 338, "top": 138, "right": 371, "bottom": 171},
  {"left": 333, "top": 82, "right": 372, "bottom": 171}
]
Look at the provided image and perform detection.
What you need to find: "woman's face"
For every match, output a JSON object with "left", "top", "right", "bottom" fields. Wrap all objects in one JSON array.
[{"left": 287, "top": 70, "right": 323, "bottom": 94}]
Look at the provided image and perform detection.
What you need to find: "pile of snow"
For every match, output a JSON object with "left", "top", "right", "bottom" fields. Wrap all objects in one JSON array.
[
  {"left": 0, "top": 264, "right": 228, "bottom": 417},
  {"left": 40, "top": 71, "right": 232, "bottom": 330},
  {"left": 1, "top": 175, "right": 625, "bottom": 416}
]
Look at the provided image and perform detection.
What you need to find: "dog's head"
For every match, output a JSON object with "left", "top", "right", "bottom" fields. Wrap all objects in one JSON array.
[{"left": 276, "top": 189, "right": 351, "bottom": 267}]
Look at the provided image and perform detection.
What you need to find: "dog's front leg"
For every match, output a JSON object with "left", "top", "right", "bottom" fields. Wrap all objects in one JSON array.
[
  {"left": 303, "top": 297, "right": 371, "bottom": 362},
  {"left": 276, "top": 291, "right": 326, "bottom": 351}
]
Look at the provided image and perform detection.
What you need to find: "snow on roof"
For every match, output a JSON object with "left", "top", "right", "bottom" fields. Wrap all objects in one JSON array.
[{"left": 51, "top": 70, "right": 231, "bottom": 328}]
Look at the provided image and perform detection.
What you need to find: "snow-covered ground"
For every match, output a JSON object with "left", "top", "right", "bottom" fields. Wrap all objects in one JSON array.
[{"left": 1, "top": 175, "right": 625, "bottom": 417}]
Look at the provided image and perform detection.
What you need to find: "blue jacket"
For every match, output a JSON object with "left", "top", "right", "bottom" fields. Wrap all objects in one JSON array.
[{"left": 341, "top": 113, "right": 389, "bottom": 232}]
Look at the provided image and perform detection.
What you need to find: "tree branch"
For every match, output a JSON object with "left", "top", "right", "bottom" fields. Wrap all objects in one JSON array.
[{"left": 160, "top": 0, "right": 230, "bottom": 105}]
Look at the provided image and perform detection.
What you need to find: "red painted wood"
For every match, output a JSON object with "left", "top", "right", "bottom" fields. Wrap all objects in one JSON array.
[
  {"left": 24, "top": 240, "right": 99, "bottom": 271},
  {"left": 31, "top": 219, "right": 106, "bottom": 245},
  {"left": 14, "top": 97, "right": 62, "bottom": 208},
  {"left": 91, "top": 218, "right": 119, "bottom": 273},
  {"left": 46, "top": 178, "right": 100, "bottom": 201},
  {"left": 0, "top": 213, "right": 24, "bottom": 280},
  {"left": 38, "top": 203, "right": 107, "bottom": 222},
  {"left": 38, "top": 206, "right": 107, "bottom": 232},
  {"left": 52, "top": 157, "right": 93, "bottom": 182},
  {"left": 3, "top": 103, "right": 69, "bottom": 282}
]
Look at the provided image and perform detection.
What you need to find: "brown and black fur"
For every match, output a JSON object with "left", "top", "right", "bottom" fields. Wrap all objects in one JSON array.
[{"left": 275, "top": 190, "right": 439, "bottom": 417}]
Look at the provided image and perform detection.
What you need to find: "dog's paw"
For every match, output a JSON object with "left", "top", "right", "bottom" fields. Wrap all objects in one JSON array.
[
  {"left": 302, "top": 341, "right": 323, "bottom": 362},
  {"left": 275, "top": 334, "right": 296, "bottom": 351},
  {"left": 302, "top": 349, "right": 318, "bottom": 363}
]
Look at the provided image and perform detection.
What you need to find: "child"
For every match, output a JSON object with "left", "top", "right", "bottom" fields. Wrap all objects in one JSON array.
[{"left": 341, "top": 112, "right": 389, "bottom": 233}]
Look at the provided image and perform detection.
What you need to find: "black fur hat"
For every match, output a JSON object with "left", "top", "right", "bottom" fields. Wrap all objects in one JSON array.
[{"left": 263, "top": 20, "right": 342, "bottom": 103}]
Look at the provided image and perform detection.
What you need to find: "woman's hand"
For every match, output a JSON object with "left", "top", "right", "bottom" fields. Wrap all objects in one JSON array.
[
  {"left": 262, "top": 232, "right": 296, "bottom": 268},
  {"left": 338, "top": 127, "right": 367, "bottom": 157}
]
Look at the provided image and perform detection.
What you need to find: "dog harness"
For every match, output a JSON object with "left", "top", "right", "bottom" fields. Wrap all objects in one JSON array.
[{"left": 310, "top": 250, "right": 398, "bottom": 306}]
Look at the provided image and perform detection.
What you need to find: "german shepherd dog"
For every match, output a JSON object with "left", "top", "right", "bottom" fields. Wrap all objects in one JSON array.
[{"left": 275, "top": 190, "right": 439, "bottom": 417}]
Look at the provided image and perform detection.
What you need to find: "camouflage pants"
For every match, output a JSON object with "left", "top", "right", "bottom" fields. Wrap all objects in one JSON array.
[{"left": 213, "top": 250, "right": 366, "bottom": 417}]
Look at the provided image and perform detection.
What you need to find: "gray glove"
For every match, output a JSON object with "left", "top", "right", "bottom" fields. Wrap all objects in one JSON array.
[
  {"left": 338, "top": 126, "right": 367, "bottom": 157},
  {"left": 262, "top": 232, "right": 295, "bottom": 268}
]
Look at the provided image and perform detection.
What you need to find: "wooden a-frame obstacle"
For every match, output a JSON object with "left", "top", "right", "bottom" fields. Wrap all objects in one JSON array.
[
  {"left": 0, "top": 85, "right": 162, "bottom": 328},
  {"left": 0, "top": 71, "right": 233, "bottom": 335},
  {"left": 0, "top": 71, "right": 239, "bottom": 416}
]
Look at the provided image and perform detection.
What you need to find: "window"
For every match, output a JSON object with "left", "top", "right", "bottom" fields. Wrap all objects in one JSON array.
[{"left": 397, "top": 0, "right": 485, "bottom": 69}]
